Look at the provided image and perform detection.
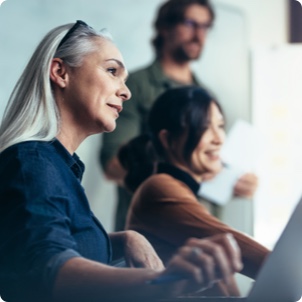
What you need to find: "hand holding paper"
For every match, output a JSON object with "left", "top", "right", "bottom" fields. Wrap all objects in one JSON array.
[{"left": 233, "top": 173, "right": 259, "bottom": 199}]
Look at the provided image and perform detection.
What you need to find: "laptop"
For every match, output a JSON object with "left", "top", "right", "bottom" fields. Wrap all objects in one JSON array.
[{"left": 160, "top": 196, "right": 302, "bottom": 302}]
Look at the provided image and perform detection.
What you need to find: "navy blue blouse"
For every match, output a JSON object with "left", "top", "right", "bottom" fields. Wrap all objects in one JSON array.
[{"left": 0, "top": 139, "right": 112, "bottom": 302}]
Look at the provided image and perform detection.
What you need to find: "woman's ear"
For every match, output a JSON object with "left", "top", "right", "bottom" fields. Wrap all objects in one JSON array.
[
  {"left": 159, "top": 129, "right": 185, "bottom": 163},
  {"left": 49, "top": 58, "right": 69, "bottom": 88},
  {"left": 158, "top": 129, "right": 170, "bottom": 150}
]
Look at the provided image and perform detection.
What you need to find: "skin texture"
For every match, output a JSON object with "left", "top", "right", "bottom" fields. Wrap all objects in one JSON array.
[
  {"left": 109, "top": 231, "right": 164, "bottom": 270},
  {"left": 48, "top": 36, "right": 243, "bottom": 301}
]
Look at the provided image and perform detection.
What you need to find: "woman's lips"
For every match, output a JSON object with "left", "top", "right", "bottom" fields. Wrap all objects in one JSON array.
[{"left": 108, "top": 104, "right": 122, "bottom": 113}]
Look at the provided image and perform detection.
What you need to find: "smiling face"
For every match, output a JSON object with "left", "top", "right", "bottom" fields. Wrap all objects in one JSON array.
[
  {"left": 161, "top": 100, "right": 225, "bottom": 183},
  {"left": 60, "top": 37, "right": 131, "bottom": 138},
  {"left": 164, "top": 4, "right": 212, "bottom": 62},
  {"left": 189, "top": 102, "right": 225, "bottom": 181}
]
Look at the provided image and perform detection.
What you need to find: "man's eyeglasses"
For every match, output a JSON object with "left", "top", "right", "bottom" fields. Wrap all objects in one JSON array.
[
  {"left": 182, "top": 19, "right": 212, "bottom": 32},
  {"left": 57, "top": 20, "right": 89, "bottom": 49}
]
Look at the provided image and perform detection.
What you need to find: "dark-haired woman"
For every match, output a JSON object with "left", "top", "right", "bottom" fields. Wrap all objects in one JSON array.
[{"left": 120, "top": 86, "right": 270, "bottom": 297}]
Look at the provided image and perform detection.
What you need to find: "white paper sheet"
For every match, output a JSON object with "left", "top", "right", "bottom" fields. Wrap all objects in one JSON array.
[
  {"left": 221, "top": 119, "right": 260, "bottom": 172},
  {"left": 198, "top": 165, "right": 242, "bottom": 205}
]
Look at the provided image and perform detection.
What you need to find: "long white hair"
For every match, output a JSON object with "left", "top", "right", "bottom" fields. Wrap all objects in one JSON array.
[{"left": 0, "top": 22, "right": 112, "bottom": 153}]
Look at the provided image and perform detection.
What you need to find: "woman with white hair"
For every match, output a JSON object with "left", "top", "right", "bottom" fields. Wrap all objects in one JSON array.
[{"left": 0, "top": 20, "right": 242, "bottom": 302}]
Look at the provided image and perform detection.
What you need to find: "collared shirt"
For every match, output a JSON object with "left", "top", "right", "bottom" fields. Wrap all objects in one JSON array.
[{"left": 0, "top": 139, "right": 111, "bottom": 302}]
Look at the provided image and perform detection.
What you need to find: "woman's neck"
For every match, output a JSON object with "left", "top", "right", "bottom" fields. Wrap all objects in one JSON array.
[
  {"left": 56, "top": 128, "right": 85, "bottom": 155},
  {"left": 168, "top": 161, "right": 202, "bottom": 183}
]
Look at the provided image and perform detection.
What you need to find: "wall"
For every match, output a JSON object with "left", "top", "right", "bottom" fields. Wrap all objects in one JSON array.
[{"left": 215, "top": 0, "right": 288, "bottom": 47}]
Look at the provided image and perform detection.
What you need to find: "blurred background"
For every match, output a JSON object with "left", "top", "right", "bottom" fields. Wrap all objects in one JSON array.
[{"left": 1, "top": 0, "right": 302, "bottom": 292}]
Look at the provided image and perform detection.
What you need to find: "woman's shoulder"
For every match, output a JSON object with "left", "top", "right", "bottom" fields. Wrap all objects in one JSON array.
[
  {"left": 1, "top": 140, "right": 54, "bottom": 158},
  {"left": 0, "top": 140, "right": 63, "bottom": 174},
  {"left": 144, "top": 173, "right": 183, "bottom": 186}
]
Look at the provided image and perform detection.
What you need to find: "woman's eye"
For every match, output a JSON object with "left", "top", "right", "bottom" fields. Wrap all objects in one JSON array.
[{"left": 108, "top": 68, "right": 117, "bottom": 75}]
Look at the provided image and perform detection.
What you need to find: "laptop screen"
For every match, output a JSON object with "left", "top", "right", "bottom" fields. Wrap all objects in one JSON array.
[{"left": 246, "top": 197, "right": 302, "bottom": 302}]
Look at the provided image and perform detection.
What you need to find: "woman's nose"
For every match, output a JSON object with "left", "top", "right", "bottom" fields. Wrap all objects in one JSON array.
[
  {"left": 119, "top": 82, "right": 132, "bottom": 101},
  {"left": 212, "top": 128, "right": 224, "bottom": 144}
]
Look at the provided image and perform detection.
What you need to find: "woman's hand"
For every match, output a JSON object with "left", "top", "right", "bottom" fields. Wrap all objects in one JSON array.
[
  {"left": 157, "top": 233, "right": 243, "bottom": 295},
  {"left": 233, "top": 173, "right": 258, "bottom": 199}
]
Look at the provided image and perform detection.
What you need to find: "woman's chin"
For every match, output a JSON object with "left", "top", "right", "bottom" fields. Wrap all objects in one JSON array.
[
  {"left": 199, "top": 165, "right": 223, "bottom": 181},
  {"left": 103, "top": 122, "right": 117, "bottom": 133}
]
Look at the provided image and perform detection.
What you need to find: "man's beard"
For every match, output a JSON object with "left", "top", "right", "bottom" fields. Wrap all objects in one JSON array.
[{"left": 171, "top": 41, "right": 203, "bottom": 63}]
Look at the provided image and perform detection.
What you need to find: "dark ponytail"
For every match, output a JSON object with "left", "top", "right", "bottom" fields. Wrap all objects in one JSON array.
[{"left": 117, "top": 134, "right": 158, "bottom": 193}]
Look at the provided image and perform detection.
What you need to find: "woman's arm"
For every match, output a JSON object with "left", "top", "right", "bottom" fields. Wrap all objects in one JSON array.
[
  {"left": 109, "top": 230, "right": 164, "bottom": 269},
  {"left": 53, "top": 233, "right": 243, "bottom": 302},
  {"left": 128, "top": 175, "right": 270, "bottom": 279}
]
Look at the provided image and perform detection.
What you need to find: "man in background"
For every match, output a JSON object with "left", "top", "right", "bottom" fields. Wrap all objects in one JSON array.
[{"left": 100, "top": 0, "right": 258, "bottom": 231}]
